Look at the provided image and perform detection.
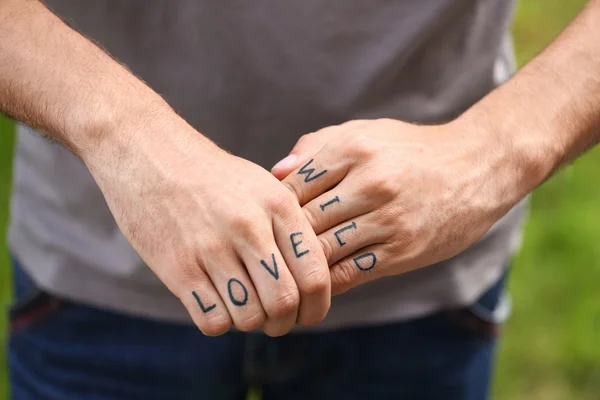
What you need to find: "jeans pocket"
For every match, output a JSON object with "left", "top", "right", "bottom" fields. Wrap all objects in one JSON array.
[
  {"left": 444, "top": 270, "right": 510, "bottom": 339},
  {"left": 8, "top": 256, "right": 66, "bottom": 335}
]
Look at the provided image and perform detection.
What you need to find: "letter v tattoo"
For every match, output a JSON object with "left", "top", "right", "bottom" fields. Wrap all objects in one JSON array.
[{"left": 260, "top": 253, "right": 279, "bottom": 280}]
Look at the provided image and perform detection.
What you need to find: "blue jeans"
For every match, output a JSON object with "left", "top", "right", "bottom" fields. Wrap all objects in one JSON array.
[{"left": 7, "top": 257, "right": 506, "bottom": 400}]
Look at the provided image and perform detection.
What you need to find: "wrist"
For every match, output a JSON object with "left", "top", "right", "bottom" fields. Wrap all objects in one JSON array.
[
  {"left": 80, "top": 95, "right": 220, "bottom": 179},
  {"left": 454, "top": 99, "right": 544, "bottom": 213},
  {"left": 69, "top": 80, "right": 168, "bottom": 157}
]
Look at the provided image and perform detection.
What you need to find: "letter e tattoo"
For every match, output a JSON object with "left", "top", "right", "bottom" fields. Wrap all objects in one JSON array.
[{"left": 290, "top": 232, "right": 310, "bottom": 258}]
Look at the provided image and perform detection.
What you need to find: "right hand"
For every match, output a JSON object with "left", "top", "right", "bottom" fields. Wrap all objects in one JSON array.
[{"left": 81, "top": 108, "right": 331, "bottom": 336}]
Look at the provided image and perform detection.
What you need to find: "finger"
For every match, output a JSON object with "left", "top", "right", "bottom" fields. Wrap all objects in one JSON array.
[
  {"left": 318, "top": 212, "right": 392, "bottom": 266},
  {"left": 176, "top": 266, "right": 233, "bottom": 336},
  {"left": 271, "top": 121, "right": 369, "bottom": 179},
  {"left": 302, "top": 182, "right": 374, "bottom": 235},
  {"left": 236, "top": 234, "right": 300, "bottom": 337},
  {"left": 330, "top": 244, "right": 387, "bottom": 296},
  {"left": 203, "top": 251, "right": 267, "bottom": 333},
  {"left": 282, "top": 153, "right": 349, "bottom": 207},
  {"left": 273, "top": 204, "right": 331, "bottom": 326}
]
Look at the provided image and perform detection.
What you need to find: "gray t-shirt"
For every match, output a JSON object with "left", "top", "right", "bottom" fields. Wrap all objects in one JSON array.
[{"left": 8, "top": 0, "right": 525, "bottom": 329}]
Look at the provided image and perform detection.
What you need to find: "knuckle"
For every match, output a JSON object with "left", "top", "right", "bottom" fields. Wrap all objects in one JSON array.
[
  {"left": 262, "top": 326, "right": 290, "bottom": 338},
  {"left": 357, "top": 181, "right": 374, "bottom": 198},
  {"left": 394, "top": 224, "right": 419, "bottom": 248},
  {"left": 297, "top": 312, "right": 324, "bottom": 328},
  {"left": 202, "top": 239, "right": 227, "bottom": 257},
  {"left": 347, "top": 133, "right": 379, "bottom": 158},
  {"left": 302, "top": 205, "right": 318, "bottom": 229},
  {"left": 374, "top": 207, "right": 399, "bottom": 229},
  {"left": 164, "top": 250, "right": 200, "bottom": 285},
  {"left": 241, "top": 229, "right": 266, "bottom": 250},
  {"left": 360, "top": 176, "right": 397, "bottom": 200},
  {"left": 374, "top": 178, "right": 398, "bottom": 198},
  {"left": 234, "top": 309, "right": 266, "bottom": 332},
  {"left": 229, "top": 212, "right": 267, "bottom": 248},
  {"left": 266, "top": 190, "right": 297, "bottom": 216},
  {"left": 266, "top": 287, "right": 300, "bottom": 318},
  {"left": 261, "top": 318, "right": 293, "bottom": 337},
  {"left": 295, "top": 133, "right": 314, "bottom": 149},
  {"left": 170, "top": 268, "right": 206, "bottom": 298},
  {"left": 296, "top": 298, "right": 330, "bottom": 327},
  {"left": 200, "top": 313, "right": 232, "bottom": 336},
  {"left": 283, "top": 179, "right": 303, "bottom": 202},
  {"left": 230, "top": 213, "right": 257, "bottom": 234},
  {"left": 169, "top": 275, "right": 190, "bottom": 297},
  {"left": 319, "top": 235, "right": 334, "bottom": 264},
  {"left": 299, "top": 266, "right": 330, "bottom": 296},
  {"left": 331, "top": 259, "right": 358, "bottom": 289}
]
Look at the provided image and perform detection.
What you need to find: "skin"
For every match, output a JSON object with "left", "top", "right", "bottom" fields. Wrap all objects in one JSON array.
[
  {"left": 0, "top": 0, "right": 331, "bottom": 337},
  {"left": 273, "top": 0, "right": 600, "bottom": 295}
]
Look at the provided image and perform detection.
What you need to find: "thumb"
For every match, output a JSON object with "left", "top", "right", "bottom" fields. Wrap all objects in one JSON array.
[{"left": 272, "top": 121, "right": 365, "bottom": 180}]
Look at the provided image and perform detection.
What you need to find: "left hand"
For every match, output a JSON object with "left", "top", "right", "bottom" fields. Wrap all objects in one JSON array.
[{"left": 272, "top": 118, "right": 522, "bottom": 295}]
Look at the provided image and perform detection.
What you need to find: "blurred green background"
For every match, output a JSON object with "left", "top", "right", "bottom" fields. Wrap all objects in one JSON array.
[{"left": 1, "top": 0, "right": 598, "bottom": 399}]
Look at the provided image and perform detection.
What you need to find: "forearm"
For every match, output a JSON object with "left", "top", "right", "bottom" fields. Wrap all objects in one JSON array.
[
  {"left": 464, "top": 0, "right": 600, "bottom": 200},
  {"left": 0, "top": 0, "right": 193, "bottom": 158}
]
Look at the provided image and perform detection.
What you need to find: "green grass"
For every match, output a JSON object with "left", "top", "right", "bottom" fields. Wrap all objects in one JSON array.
[
  {"left": 0, "top": 115, "right": 14, "bottom": 399},
  {"left": 0, "top": 1, "right": 597, "bottom": 399}
]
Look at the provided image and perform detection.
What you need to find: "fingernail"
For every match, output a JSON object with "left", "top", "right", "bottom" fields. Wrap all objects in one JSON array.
[{"left": 272, "top": 154, "right": 298, "bottom": 172}]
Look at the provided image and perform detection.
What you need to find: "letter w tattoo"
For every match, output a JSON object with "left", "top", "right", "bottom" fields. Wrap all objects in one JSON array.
[{"left": 297, "top": 159, "right": 327, "bottom": 183}]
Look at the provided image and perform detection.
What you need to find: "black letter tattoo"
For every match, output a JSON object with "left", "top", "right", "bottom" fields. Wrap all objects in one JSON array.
[
  {"left": 290, "top": 232, "right": 310, "bottom": 258},
  {"left": 227, "top": 278, "right": 249, "bottom": 306},
  {"left": 260, "top": 253, "right": 279, "bottom": 280},
  {"left": 319, "top": 196, "right": 340, "bottom": 211},
  {"left": 333, "top": 222, "right": 357, "bottom": 247},
  {"left": 192, "top": 290, "right": 216, "bottom": 313},
  {"left": 353, "top": 253, "right": 377, "bottom": 271},
  {"left": 297, "top": 159, "right": 327, "bottom": 183}
]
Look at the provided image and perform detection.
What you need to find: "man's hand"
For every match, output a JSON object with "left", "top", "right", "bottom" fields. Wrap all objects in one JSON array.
[
  {"left": 84, "top": 113, "right": 332, "bottom": 336},
  {"left": 83, "top": 113, "right": 330, "bottom": 337},
  {"left": 272, "top": 0, "right": 600, "bottom": 297},
  {"left": 272, "top": 118, "right": 520, "bottom": 295}
]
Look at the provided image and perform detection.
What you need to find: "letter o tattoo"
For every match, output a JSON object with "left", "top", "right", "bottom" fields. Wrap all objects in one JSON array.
[{"left": 227, "top": 278, "right": 249, "bottom": 306}]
